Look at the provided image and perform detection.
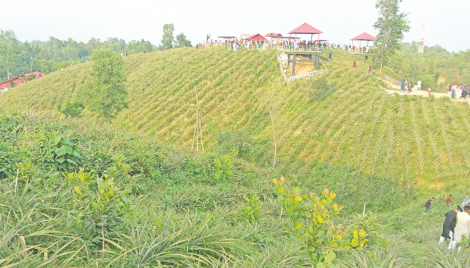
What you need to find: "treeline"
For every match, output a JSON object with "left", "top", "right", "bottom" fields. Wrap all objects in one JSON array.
[
  {"left": 386, "top": 42, "right": 470, "bottom": 90},
  {"left": 0, "top": 24, "right": 191, "bottom": 81}
]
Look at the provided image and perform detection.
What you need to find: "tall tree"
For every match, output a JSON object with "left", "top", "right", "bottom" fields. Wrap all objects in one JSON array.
[
  {"left": 0, "top": 30, "right": 18, "bottom": 79},
  {"left": 81, "top": 49, "right": 128, "bottom": 119},
  {"left": 373, "top": 0, "right": 410, "bottom": 73},
  {"left": 174, "top": 33, "right": 192, "bottom": 48},
  {"left": 24, "top": 41, "right": 41, "bottom": 72},
  {"left": 161, "top": 24, "right": 175, "bottom": 49}
]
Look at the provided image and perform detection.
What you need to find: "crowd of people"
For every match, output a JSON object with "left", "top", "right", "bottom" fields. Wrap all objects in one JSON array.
[
  {"left": 448, "top": 84, "right": 470, "bottom": 99},
  {"left": 424, "top": 195, "right": 470, "bottom": 250},
  {"left": 195, "top": 37, "right": 376, "bottom": 54}
]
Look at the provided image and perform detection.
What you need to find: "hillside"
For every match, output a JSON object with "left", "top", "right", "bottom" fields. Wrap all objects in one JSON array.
[{"left": 2, "top": 46, "right": 470, "bottom": 188}]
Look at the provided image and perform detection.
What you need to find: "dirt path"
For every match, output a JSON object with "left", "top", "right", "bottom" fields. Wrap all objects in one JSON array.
[{"left": 384, "top": 88, "right": 470, "bottom": 103}]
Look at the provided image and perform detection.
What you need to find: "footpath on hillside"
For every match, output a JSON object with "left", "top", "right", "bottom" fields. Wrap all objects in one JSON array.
[{"left": 380, "top": 79, "right": 470, "bottom": 103}]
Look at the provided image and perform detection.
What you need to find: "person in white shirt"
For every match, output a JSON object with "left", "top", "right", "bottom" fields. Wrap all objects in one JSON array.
[
  {"left": 450, "top": 205, "right": 470, "bottom": 250},
  {"left": 417, "top": 80, "right": 422, "bottom": 90}
]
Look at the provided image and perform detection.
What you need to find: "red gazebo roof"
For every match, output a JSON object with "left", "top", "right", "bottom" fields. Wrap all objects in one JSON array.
[
  {"left": 246, "top": 34, "right": 267, "bottom": 41},
  {"left": 265, "top": 33, "right": 283, "bottom": 37},
  {"left": 288, "top": 23, "right": 322, "bottom": 34},
  {"left": 351, "top": 32, "right": 376, "bottom": 41}
]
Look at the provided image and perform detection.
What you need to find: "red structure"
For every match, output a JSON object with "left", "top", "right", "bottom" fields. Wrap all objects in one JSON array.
[
  {"left": 265, "top": 33, "right": 283, "bottom": 38},
  {"left": 245, "top": 34, "right": 267, "bottom": 41},
  {"left": 351, "top": 32, "right": 376, "bottom": 47},
  {"left": 287, "top": 23, "right": 323, "bottom": 51},
  {"left": 0, "top": 72, "right": 46, "bottom": 90}
]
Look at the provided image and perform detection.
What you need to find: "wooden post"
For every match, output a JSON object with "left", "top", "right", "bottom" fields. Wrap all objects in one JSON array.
[
  {"left": 317, "top": 34, "right": 320, "bottom": 52},
  {"left": 292, "top": 54, "right": 296, "bottom": 75},
  {"left": 315, "top": 55, "right": 319, "bottom": 70}
]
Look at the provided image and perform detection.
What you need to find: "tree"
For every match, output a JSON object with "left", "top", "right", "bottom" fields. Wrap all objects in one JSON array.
[
  {"left": 174, "top": 33, "right": 192, "bottom": 48},
  {"left": 24, "top": 41, "right": 41, "bottom": 72},
  {"left": 427, "top": 59, "right": 435, "bottom": 76},
  {"left": 373, "top": 0, "right": 410, "bottom": 73},
  {"left": 81, "top": 49, "right": 128, "bottom": 119},
  {"left": 8, "top": 79, "right": 15, "bottom": 87},
  {"left": 161, "top": 24, "right": 175, "bottom": 49},
  {"left": 0, "top": 30, "right": 18, "bottom": 79}
]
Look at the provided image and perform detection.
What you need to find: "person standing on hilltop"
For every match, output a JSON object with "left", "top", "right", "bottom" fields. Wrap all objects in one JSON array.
[
  {"left": 417, "top": 79, "right": 422, "bottom": 90},
  {"left": 439, "top": 207, "right": 461, "bottom": 248},
  {"left": 449, "top": 205, "right": 470, "bottom": 250},
  {"left": 353, "top": 60, "right": 356, "bottom": 68},
  {"left": 424, "top": 197, "right": 434, "bottom": 214},
  {"left": 401, "top": 78, "right": 406, "bottom": 92},
  {"left": 368, "top": 65, "right": 372, "bottom": 75},
  {"left": 329, "top": 51, "right": 332, "bottom": 61},
  {"left": 428, "top": 87, "right": 432, "bottom": 97}
]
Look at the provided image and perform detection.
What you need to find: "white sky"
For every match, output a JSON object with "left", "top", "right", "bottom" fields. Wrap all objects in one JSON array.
[{"left": 2, "top": 0, "right": 468, "bottom": 52}]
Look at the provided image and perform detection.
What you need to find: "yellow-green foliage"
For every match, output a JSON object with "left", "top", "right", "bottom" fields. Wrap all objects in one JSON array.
[{"left": 2, "top": 47, "right": 470, "bottom": 186}]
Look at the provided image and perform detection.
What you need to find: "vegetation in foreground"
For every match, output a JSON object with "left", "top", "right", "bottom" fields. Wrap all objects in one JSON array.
[{"left": 2, "top": 110, "right": 470, "bottom": 267}]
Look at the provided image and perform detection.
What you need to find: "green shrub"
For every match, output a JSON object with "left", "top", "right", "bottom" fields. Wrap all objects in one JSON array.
[
  {"left": 233, "top": 194, "right": 261, "bottom": 223},
  {"left": 59, "top": 101, "right": 85, "bottom": 117}
]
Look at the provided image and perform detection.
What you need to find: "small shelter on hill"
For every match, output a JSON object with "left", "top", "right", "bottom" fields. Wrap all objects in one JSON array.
[
  {"left": 351, "top": 32, "right": 376, "bottom": 47},
  {"left": 288, "top": 22, "right": 323, "bottom": 45},
  {"left": 284, "top": 23, "right": 323, "bottom": 76},
  {"left": 245, "top": 34, "right": 267, "bottom": 41},
  {"left": 0, "top": 72, "right": 46, "bottom": 93}
]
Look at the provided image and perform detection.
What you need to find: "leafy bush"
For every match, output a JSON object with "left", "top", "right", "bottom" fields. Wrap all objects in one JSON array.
[
  {"left": 67, "top": 169, "right": 135, "bottom": 236},
  {"left": 234, "top": 194, "right": 261, "bottom": 223},
  {"left": 216, "top": 131, "right": 254, "bottom": 161},
  {"left": 59, "top": 101, "right": 85, "bottom": 117},
  {"left": 273, "top": 177, "right": 375, "bottom": 266},
  {"left": 53, "top": 136, "right": 82, "bottom": 170}
]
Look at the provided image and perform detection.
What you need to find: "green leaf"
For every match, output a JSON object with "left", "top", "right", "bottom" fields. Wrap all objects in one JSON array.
[
  {"left": 67, "top": 159, "right": 77, "bottom": 165},
  {"left": 73, "top": 151, "right": 82, "bottom": 158},
  {"left": 294, "top": 222, "right": 303, "bottom": 230},
  {"left": 53, "top": 136, "right": 62, "bottom": 145},
  {"left": 66, "top": 146, "right": 73, "bottom": 155},
  {"left": 56, "top": 158, "right": 66, "bottom": 163},
  {"left": 56, "top": 146, "right": 67, "bottom": 157},
  {"left": 278, "top": 186, "right": 285, "bottom": 194},
  {"left": 292, "top": 187, "right": 300, "bottom": 194},
  {"left": 74, "top": 186, "right": 82, "bottom": 195},
  {"left": 324, "top": 251, "right": 336, "bottom": 263},
  {"left": 316, "top": 263, "right": 326, "bottom": 268}
]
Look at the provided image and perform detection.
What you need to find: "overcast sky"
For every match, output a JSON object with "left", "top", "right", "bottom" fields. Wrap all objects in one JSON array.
[{"left": 2, "top": 0, "right": 468, "bottom": 52}]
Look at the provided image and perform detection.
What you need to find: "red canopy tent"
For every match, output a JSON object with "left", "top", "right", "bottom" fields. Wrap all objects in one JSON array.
[
  {"left": 265, "top": 33, "right": 283, "bottom": 38},
  {"left": 245, "top": 34, "right": 267, "bottom": 41},
  {"left": 287, "top": 23, "right": 323, "bottom": 51},
  {"left": 351, "top": 32, "right": 376, "bottom": 47}
]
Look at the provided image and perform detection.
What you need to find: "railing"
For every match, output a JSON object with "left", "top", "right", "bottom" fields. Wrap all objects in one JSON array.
[{"left": 277, "top": 54, "right": 327, "bottom": 84}]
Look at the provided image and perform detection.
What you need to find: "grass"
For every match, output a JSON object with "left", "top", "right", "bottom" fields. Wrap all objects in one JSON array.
[
  {"left": 1, "top": 45, "right": 470, "bottom": 266},
  {"left": 2, "top": 46, "right": 470, "bottom": 189}
]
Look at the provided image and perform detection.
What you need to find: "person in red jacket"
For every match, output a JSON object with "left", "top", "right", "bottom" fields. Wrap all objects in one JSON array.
[{"left": 353, "top": 60, "right": 356, "bottom": 68}]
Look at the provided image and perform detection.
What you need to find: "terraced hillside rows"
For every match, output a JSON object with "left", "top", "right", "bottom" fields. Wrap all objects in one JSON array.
[{"left": 2, "top": 46, "right": 470, "bottom": 187}]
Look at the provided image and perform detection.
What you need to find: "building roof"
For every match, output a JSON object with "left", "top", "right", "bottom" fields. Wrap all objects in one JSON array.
[
  {"left": 351, "top": 32, "right": 376, "bottom": 41},
  {"left": 265, "top": 33, "right": 283, "bottom": 37},
  {"left": 246, "top": 34, "right": 267, "bottom": 41},
  {"left": 288, "top": 23, "right": 323, "bottom": 34},
  {"left": 0, "top": 72, "right": 46, "bottom": 88}
]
